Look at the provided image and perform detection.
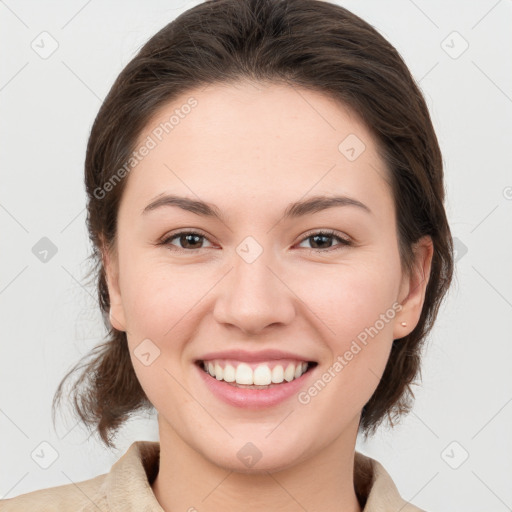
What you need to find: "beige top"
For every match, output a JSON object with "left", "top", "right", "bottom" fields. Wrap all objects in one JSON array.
[{"left": 0, "top": 441, "right": 426, "bottom": 511}]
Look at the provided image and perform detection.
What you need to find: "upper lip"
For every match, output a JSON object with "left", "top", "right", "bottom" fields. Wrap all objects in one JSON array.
[{"left": 196, "top": 349, "right": 316, "bottom": 363}]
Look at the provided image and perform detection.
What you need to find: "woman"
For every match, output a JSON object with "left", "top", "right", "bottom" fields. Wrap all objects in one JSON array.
[{"left": 2, "top": 0, "right": 453, "bottom": 510}]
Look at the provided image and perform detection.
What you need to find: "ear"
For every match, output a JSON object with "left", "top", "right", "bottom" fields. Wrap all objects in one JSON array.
[
  {"left": 393, "top": 235, "right": 434, "bottom": 340},
  {"left": 101, "top": 238, "right": 127, "bottom": 332}
]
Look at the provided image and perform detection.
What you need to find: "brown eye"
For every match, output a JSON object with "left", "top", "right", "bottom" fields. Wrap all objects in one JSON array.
[
  {"left": 160, "top": 231, "right": 213, "bottom": 251},
  {"left": 159, "top": 229, "right": 352, "bottom": 254},
  {"left": 297, "top": 230, "right": 352, "bottom": 252}
]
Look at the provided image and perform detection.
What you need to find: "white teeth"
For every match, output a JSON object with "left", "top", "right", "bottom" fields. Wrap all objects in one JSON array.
[
  {"left": 253, "top": 365, "right": 272, "bottom": 385},
  {"left": 223, "top": 363, "right": 236, "bottom": 382},
  {"left": 235, "top": 362, "right": 253, "bottom": 385},
  {"left": 202, "top": 360, "right": 310, "bottom": 385},
  {"left": 284, "top": 363, "right": 295, "bottom": 382},
  {"left": 271, "top": 365, "right": 284, "bottom": 384},
  {"left": 214, "top": 363, "right": 223, "bottom": 380}
]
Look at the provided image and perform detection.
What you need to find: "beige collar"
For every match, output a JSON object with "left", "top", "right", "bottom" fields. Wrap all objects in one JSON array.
[{"left": 103, "top": 441, "right": 424, "bottom": 511}]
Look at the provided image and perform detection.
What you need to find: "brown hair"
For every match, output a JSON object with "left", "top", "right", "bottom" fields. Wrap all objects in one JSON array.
[{"left": 52, "top": 0, "right": 454, "bottom": 449}]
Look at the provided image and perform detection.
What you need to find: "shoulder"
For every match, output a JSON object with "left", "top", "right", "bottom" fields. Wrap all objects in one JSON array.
[
  {"left": 0, "top": 441, "right": 161, "bottom": 512},
  {"left": 0, "top": 473, "right": 109, "bottom": 512},
  {"left": 354, "top": 451, "right": 428, "bottom": 512}
]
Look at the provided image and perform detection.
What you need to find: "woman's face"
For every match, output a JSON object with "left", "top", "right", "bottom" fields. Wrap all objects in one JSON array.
[{"left": 105, "top": 81, "right": 432, "bottom": 472}]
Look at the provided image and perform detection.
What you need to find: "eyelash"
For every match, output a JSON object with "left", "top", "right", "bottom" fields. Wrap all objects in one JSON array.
[{"left": 159, "top": 229, "right": 353, "bottom": 254}]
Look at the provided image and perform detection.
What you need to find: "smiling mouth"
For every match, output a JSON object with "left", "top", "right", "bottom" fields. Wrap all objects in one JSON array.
[{"left": 195, "top": 359, "right": 318, "bottom": 389}]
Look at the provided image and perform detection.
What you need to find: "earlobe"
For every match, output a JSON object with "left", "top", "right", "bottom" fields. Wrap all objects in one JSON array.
[{"left": 394, "top": 236, "right": 434, "bottom": 340}]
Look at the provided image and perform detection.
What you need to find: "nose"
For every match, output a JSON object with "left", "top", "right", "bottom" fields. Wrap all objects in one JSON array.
[{"left": 213, "top": 249, "right": 296, "bottom": 335}]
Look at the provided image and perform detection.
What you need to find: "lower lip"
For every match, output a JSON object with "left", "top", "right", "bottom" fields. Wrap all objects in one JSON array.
[{"left": 195, "top": 363, "right": 315, "bottom": 409}]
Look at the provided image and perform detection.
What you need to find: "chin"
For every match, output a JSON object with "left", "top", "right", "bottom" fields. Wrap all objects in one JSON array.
[{"left": 200, "top": 438, "right": 310, "bottom": 474}]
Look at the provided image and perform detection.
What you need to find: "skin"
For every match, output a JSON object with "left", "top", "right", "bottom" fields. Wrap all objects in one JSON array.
[{"left": 103, "top": 80, "right": 433, "bottom": 512}]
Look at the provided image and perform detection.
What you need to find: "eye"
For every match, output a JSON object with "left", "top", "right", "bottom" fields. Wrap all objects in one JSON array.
[
  {"left": 296, "top": 230, "right": 352, "bottom": 253},
  {"left": 160, "top": 230, "right": 214, "bottom": 252},
  {"left": 159, "top": 229, "right": 352, "bottom": 254}
]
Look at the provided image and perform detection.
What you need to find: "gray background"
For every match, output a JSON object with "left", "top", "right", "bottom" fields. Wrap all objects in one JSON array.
[{"left": 1, "top": 0, "right": 511, "bottom": 510}]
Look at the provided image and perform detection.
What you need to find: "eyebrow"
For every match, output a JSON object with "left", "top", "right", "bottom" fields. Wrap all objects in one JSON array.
[{"left": 141, "top": 193, "right": 372, "bottom": 221}]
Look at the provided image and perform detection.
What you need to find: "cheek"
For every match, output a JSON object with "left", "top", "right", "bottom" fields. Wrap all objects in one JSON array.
[
  {"left": 119, "top": 250, "right": 208, "bottom": 335},
  {"left": 297, "top": 257, "right": 401, "bottom": 342},
  {"left": 295, "top": 259, "right": 400, "bottom": 405},
  {"left": 120, "top": 260, "right": 218, "bottom": 402},
  {"left": 120, "top": 261, "right": 202, "bottom": 413}
]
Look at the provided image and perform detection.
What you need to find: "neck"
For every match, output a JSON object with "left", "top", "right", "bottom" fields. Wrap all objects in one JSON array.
[{"left": 152, "top": 419, "right": 363, "bottom": 512}]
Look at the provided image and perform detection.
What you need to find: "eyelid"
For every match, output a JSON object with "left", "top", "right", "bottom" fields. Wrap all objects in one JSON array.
[{"left": 297, "top": 228, "right": 352, "bottom": 245}]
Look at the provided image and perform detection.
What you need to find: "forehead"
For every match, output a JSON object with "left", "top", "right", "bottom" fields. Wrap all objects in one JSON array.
[{"left": 121, "top": 81, "right": 392, "bottom": 219}]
